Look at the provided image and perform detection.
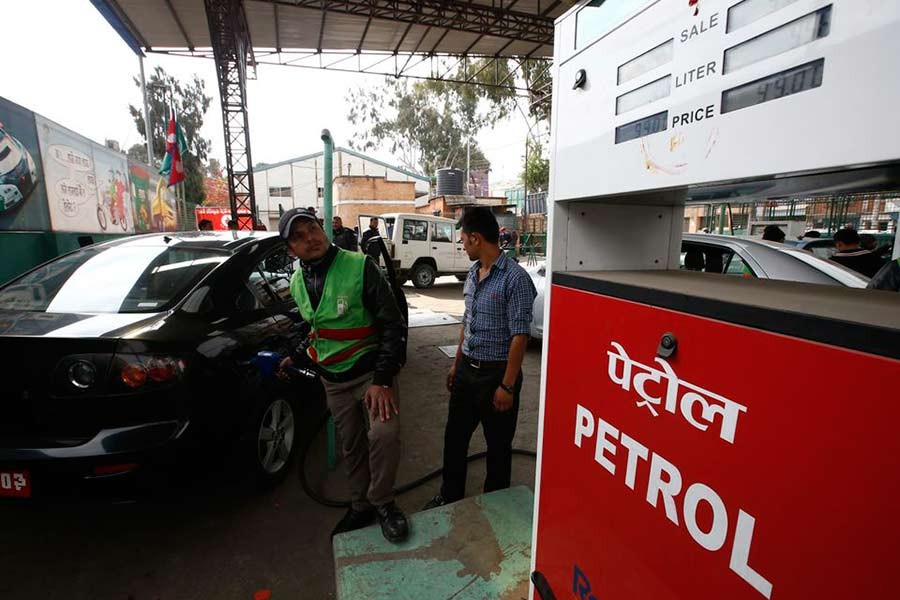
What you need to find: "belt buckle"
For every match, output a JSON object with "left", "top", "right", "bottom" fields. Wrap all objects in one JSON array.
[{"left": 470, "top": 358, "right": 481, "bottom": 369}]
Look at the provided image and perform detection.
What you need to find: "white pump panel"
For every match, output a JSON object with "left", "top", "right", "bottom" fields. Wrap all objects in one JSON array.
[{"left": 551, "top": 0, "right": 900, "bottom": 201}]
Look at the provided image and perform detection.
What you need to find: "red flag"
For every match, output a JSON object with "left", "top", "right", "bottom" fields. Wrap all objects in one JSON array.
[{"left": 162, "top": 112, "right": 186, "bottom": 187}]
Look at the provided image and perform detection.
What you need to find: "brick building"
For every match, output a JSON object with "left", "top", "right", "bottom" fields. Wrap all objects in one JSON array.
[
  {"left": 252, "top": 147, "right": 429, "bottom": 231},
  {"left": 333, "top": 175, "right": 418, "bottom": 226}
]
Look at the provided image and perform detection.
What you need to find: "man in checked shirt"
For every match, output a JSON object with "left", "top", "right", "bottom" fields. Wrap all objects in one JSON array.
[{"left": 423, "top": 207, "right": 537, "bottom": 510}]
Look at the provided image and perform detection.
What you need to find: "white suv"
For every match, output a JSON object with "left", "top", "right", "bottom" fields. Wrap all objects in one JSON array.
[{"left": 358, "top": 213, "right": 472, "bottom": 288}]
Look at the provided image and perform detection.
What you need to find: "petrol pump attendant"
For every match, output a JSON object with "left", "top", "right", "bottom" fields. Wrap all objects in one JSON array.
[
  {"left": 423, "top": 207, "right": 537, "bottom": 510},
  {"left": 277, "top": 208, "right": 410, "bottom": 543}
]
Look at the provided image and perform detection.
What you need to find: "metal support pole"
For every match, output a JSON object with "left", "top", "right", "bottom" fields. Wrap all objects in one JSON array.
[
  {"left": 893, "top": 221, "right": 900, "bottom": 260},
  {"left": 322, "top": 129, "right": 334, "bottom": 242},
  {"left": 321, "top": 130, "right": 336, "bottom": 470},
  {"left": 466, "top": 138, "right": 471, "bottom": 196},
  {"left": 139, "top": 55, "right": 155, "bottom": 168},
  {"left": 523, "top": 136, "right": 529, "bottom": 218},
  {"left": 205, "top": 0, "right": 258, "bottom": 230}
]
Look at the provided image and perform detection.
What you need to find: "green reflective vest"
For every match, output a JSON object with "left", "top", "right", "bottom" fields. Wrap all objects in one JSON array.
[{"left": 290, "top": 249, "right": 378, "bottom": 373}]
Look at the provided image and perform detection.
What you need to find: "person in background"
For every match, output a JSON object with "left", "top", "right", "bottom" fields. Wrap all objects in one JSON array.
[
  {"left": 868, "top": 256, "right": 900, "bottom": 292},
  {"left": 802, "top": 230, "right": 821, "bottom": 239},
  {"left": 226, "top": 219, "right": 237, "bottom": 231},
  {"left": 198, "top": 219, "right": 214, "bottom": 231},
  {"left": 277, "top": 208, "right": 409, "bottom": 543},
  {"left": 830, "top": 228, "right": 883, "bottom": 277},
  {"left": 332, "top": 216, "right": 359, "bottom": 251},
  {"left": 762, "top": 225, "right": 786, "bottom": 243},
  {"left": 361, "top": 217, "right": 383, "bottom": 261},
  {"left": 499, "top": 226, "right": 512, "bottom": 249},
  {"left": 860, "top": 233, "right": 878, "bottom": 251},
  {"left": 860, "top": 233, "right": 893, "bottom": 261},
  {"left": 423, "top": 207, "right": 537, "bottom": 511}
]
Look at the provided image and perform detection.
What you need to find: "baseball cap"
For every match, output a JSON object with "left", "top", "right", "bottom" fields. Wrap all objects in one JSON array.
[{"left": 278, "top": 207, "right": 318, "bottom": 239}]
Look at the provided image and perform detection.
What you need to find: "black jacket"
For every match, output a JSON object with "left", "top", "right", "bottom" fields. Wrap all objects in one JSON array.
[
  {"left": 332, "top": 227, "right": 358, "bottom": 252},
  {"left": 292, "top": 245, "right": 406, "bottom": 386},
  {"left": 868, "top": 258, "right": 900, "bottom": 292},
  {"left": 830, "top": 249, "right": 884, "bottom": 278},
  {"left": 360, "top": 228, "right": 383, "bottom": 259}
]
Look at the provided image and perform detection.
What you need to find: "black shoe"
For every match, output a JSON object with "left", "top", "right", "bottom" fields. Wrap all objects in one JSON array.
[
  {"left": 331, "top": 507, "right": 376, "bottom": 538},
  {"left": 422, "top": 494, "right": 448, "bottom": 511},
  {"left": 375, "top": 502, "right": 409, "bottom": 543}
]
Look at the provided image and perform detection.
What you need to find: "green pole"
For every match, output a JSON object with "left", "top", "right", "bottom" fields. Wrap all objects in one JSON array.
[
  {"left": 718, "top": 203, "right": 727, "bottom": 234},
  {"left": 321, "top": 129, "right": 334, "bottom": 242},
  {"left": 320, "top": 129, "right": 337, "bottom": 469}
]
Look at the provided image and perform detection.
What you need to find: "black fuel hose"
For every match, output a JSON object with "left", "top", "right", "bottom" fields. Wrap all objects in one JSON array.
[{"left": 297, "top": 408, "right": 537, "bottom": 509}]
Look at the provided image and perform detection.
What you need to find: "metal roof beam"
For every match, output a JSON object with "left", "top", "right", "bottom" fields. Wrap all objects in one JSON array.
[
  {"left": 274, "top": 3, "right": 282, "bottom": 51},
  {"left": 164, "top": 0, "right": 195, "bottom": 50},
  {"left": 317, "top": 0, "right": 328, "bottom": 52},
  {"left": 260, "top": 0, "right": 554, "bottom": 45},
  {"left": 463, "top": 34, "right": 484, "bottom": 56},
  {"left": 356, "top": 13, "right": 374, "bottom": 53},
  {"left": 400, "top": 26, "right": 431, "bottom": 73},
  {"left": 427, "top": 28, "right": 450, "bottom": 55},
  {"left": 540, "top": 0, "right": 561, "bottom": 17},
  {"left": 393, "top": 21, "right": 415, "bottom": 54}
]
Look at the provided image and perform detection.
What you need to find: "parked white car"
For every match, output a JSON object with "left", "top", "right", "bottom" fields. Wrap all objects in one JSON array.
[
  {"left": 526, "top": 233, "right": 867, "bottom": 339},
  {"left": 359, "top": 213, "right": 473, "bottom": 288}
]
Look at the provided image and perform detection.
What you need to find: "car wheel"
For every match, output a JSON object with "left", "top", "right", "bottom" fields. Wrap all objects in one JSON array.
[
  {"left": 412, "top": 263, "right": 436, "bottom": 289},
  {"left": 250, "top": 395, "right": 298, "bottom": 487},
  {"left": 455, "top": 274, "right": 467, "bottom": 282}
]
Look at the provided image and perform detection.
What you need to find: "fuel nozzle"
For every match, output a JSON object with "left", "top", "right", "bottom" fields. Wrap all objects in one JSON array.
[{"left": 255, "top": 351, "right": 316, "bottom": 380}]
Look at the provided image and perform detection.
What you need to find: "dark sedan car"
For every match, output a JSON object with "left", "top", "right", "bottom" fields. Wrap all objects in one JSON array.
[{"left": 0, "top": 231, "right": 321, "bottom": 499}]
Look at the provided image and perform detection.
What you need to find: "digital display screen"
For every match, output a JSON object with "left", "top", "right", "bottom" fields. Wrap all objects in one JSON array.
[
  {"left": 724, "top": 5, "right": 831, "bottom": 74},
  {"left": 721, "top": 58, "right": 824, "bottom": 114},
  {"left": 727, "top": 0, "right": 801, "bottom": 33},
  {"left": 618, "top": 39, "right": 674, "bottom": 85},
  {"left": 615, "top": 111, "right": 668, "bottom": 144},
  {"left": 616, "top": 75, "right": 671, "bottom": 115}
]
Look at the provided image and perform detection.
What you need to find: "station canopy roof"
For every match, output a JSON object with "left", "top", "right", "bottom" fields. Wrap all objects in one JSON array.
[{"left": 97, "top": 0, "right": 569, "bottom": 59}]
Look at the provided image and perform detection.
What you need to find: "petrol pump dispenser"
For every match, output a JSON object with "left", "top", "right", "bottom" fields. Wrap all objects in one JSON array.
[{"left": 531, "top": 1, "right": 900, "bottom": 599}]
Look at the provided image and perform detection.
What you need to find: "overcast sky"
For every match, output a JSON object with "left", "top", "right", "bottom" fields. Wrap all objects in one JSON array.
[{"left": 2, "top": 0, "right": 539, "bottom": 191}]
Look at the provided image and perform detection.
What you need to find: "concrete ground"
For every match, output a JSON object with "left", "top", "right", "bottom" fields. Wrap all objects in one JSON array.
[{"left": 0, "top": 277, "right": 542, "bottom": 600}]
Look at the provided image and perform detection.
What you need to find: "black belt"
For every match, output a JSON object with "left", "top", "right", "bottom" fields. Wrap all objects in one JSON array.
[{"left": 462, "top": 355, "right": 507, "bottom": 370}]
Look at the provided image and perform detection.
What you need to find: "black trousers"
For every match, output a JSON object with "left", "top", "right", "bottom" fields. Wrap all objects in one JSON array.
[{"left": 440, "top": 359, "right": 522, "bottom": 502}]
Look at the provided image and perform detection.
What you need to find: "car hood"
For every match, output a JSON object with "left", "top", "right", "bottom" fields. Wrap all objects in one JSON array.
[{"left": 0, "top": 310, "right": 165, "bottom": 338}]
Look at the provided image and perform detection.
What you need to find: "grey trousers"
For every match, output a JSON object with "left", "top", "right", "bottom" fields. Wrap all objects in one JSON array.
[{"left": 321, "top": 372, "right": 401, "bottom": 510}]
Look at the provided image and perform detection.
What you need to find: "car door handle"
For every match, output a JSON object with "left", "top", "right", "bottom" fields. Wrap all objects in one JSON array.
[{"left": 432, "top": 246, "right": 438, "bottom": 250}]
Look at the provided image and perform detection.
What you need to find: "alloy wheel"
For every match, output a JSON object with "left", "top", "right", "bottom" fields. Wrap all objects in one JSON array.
[{"left": 257, "top": 398, "right": 295, "bottom": 474}]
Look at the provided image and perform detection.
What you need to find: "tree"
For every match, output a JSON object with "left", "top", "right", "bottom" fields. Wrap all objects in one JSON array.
[
  {"left": 347, "top": 58, "right": 551, "bottom": 183},
  {"left": 207, "top": 158, "right": 223, "bottom": 178},
  {"left": 128, "top": 66, "right": 212, "bottom": 204},
  {"left": 126, "top": 143, "right": 148, "bottom": 164},
  {"left": 521, "top": 137, "right": 550, "bottom": 193}
]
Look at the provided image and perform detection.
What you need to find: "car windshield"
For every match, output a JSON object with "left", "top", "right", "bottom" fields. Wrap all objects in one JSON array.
[
  {"left": 0, "top": 139, "right": 21, "bottom": 171},
  {"left": 0, "top": 244, "right": 228, "bottom": 313}
]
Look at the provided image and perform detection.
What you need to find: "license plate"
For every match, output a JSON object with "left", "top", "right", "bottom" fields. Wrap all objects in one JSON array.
[{"left": 0, "top": 470, "right": 31, "bottom": 498}]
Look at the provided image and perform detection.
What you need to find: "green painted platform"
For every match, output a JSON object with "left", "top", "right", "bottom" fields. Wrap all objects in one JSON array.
[{"left": 333, "top": 486, "right": 534, "bottom": 600}]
